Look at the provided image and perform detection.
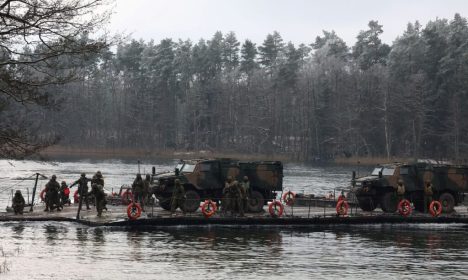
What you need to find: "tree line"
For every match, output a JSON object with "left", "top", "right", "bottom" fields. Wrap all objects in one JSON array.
[{"left": 31, "top": 14, "right": 468, "bottom": 161}]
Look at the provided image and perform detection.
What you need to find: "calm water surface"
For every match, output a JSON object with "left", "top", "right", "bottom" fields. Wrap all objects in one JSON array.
[{"left": 0, "top": 160, "right": 467, "bottom": 279}]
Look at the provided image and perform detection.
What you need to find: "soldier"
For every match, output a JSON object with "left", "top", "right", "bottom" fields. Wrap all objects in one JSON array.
[
  {"left": 12, "top": 190, "right": 25, "bottom": 215},
  {"left": 95, "top": 171, "right": 104, "bottom": 187},
  {"left": 89, "top": 177, "right": 106, "bottom": 217},
  {"left": 44, "top": 175, "right": 61, "bottom": 212},
  {"left": 233, "top": 180, "right": 244, "bottom": 217},
  {"left": 241, "top": 176, "right": 250, "bottom": 212},
  {"left": 171, "top": 179, "right": 185, "bottom": 215},
  {"left": 143, "top": 174, "right": 151, "bottom": 210},
  {"left": 424, "top": 180, "right": 433, "bottom": 213},
  {"left": 70, "top": 173, "right": 91, "bottom": 210},
  {"left": 60, "top": 181, "right": 71, "bottom": 207},
  {"left": 222, "top": 176, "right": 234, "bottom": 215},
  {"left": 132, "top": 174, "right": 145, "bottom": 211},
  {"left": 94, "top": 171, "right": 107, "bottom": 211},
  {"left": 395, "top": 179, "right": 405, "bottom": 201}
]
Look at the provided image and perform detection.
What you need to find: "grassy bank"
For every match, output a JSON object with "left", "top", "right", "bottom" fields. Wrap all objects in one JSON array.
[
  {"left": 39, "top": 146, "right": 418, "bottom": 165},
  {"left": 333, "top": 156, "right": 411, "bottom": 166}
]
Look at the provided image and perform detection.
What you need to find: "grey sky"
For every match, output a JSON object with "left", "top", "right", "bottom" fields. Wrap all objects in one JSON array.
[{"left": 110, "top": 0, "right": 468, "bottom": 46}]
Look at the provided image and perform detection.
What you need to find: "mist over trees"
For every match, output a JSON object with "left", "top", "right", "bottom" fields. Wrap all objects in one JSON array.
[{"left": 33, "top": 14, "right": 468, "bottom": 161}]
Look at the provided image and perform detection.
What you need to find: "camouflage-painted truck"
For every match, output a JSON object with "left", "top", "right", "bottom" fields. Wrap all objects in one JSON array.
[
  {"left": 152, "top": 159, "right": 283, "bottom": 212},
  {"left": 353, "top": 160, "right": 468, "bottom": 213}
]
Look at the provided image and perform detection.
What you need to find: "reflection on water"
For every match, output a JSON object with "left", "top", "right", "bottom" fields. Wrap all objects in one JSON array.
[{"left": 0, "top": 223, "right": 467, "bottom": 279}]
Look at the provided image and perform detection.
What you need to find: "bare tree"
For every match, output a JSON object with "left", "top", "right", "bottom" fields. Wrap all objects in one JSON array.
[{"left": 0, "top": 0, "right": 112, "bottom": 158}]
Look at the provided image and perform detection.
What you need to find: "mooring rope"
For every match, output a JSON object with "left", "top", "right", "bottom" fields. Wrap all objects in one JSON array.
[{"left": 0, "top": 173, "right": 36, "bottom": 194}]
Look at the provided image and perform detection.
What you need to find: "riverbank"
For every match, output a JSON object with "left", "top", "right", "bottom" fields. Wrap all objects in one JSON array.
[
  {"left": 39, "top": 146, "right": 415, "bottom": 166},
  {"left": 39, "top": 146, "right": 291, "bottom": 162}
]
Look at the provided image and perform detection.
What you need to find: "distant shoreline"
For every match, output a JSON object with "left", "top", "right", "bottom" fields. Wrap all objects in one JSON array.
[{"left": 37, "top": 146, "right": 411, "bottom": 165}]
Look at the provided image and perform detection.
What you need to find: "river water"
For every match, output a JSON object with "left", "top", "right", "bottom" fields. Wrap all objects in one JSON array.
[{"left": 0, "top": 159, "right": 467, "bottom": 279}]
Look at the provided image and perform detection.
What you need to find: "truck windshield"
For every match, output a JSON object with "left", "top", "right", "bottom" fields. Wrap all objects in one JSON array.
[
  {"left": 382, "top": 168, "right": 395, "bottom": 176},
  {"left": 371, "top": 167, "right": 382, "bottom": 175},
  {"left": 181, "top": 164, "right": 195, "bottom": 173},
  {"left": 176, "top": 163, "right": 184, "bottom": 171}
]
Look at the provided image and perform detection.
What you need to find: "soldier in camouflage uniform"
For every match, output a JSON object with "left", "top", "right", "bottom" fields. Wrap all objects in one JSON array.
[
  {"left": 132, "top": 174, "right": 145, "bottom": 211},
  {"left": 234, "top": 180, "right": 244, "bottom": 217},
  {"left": 395, "top": 179, "right": 405, "bottom": 201},
  {"left": 90, "top": 175, "right": 106, "bottom": 217},
  {"left": 171, "top": 179, "right": 185, "bottom": 215},
  {"left": 70, "top": 173, "right": 91, "bottom": 210},
  {"left": 60, "top": 181, "right": 71, "bottom": 207},
  {"left": 143, "top": 174, "right": 151, "bottom": 210},
  {"left": 95, "top": 171, "right": 105, "bottom": 187},
  {"left": 222, "top": 176, "right": 234, "bottom": 215},
  {"left": 241, "top": 176, "right": 250, "bottom": 212},
  {"left": 12, "top": 190, "right": 25, "bottom": 215},
  {"left": 45, "top": 175, "right": 61, "bottom": 212},
  {"left": 424, "top": 180, "right": 433, "bottom": 213}
]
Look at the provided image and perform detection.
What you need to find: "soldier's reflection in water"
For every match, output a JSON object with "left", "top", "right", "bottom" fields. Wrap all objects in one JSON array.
[
  {"left": 44, "top": 224, "right": 59, "bottom": 245},
  {"left": 12, "top": 223, "right": 25, "bottom": 239},
  {"left": 127, "top": 230, "right": 144, "bottom": 262},
  {"left": 93, "top": 228, "right": 105, "bottom": 243},
  {"left": 76, "top": 227, "right": 89, "bottom": 244}
]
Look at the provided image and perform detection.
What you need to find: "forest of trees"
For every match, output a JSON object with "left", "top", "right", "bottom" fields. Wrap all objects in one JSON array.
[{"left": 32, "top": 14, "right": 468, "bottom": 161}]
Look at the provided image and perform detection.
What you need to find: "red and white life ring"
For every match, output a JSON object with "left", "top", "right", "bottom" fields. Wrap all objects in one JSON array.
[
  {"left": 268, "top": 200, "right": 284, "bottom": 217},
  {"left": 121, "top": 189, "right": 133, "bottom": 204},
  {"left": 200, "top": 200, "right": 217, "bottom": 218},
  {"left": 73, "top": 190, "right": 80, "bottom": 203},
  {"left": 398, "top": 199, "right": 412, "bottom": 217},
  {"left": 282, "top": 191, "right": 296, "bottom": 206},
  {"left": 429, "top": 200, "right": 442, "bottom": 217},
  {"left": 336, "top": 200, "right": 349, "bottom": 216},
  {"left": 40, "top": 189, "right": 46, "bottom": 202},
  {"left": 127, "top": 203, "right": 142, "bottom": 220}
]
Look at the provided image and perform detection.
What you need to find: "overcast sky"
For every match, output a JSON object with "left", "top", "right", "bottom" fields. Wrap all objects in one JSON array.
[{"left": 109, "top": 0, "right": 468, "bottom": 46}]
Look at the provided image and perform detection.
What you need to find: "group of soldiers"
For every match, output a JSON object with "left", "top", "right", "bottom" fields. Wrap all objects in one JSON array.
[
  {"left": 394, "top": 178, "right": 434, "bottom": 213},
  {"left": 69, "top": 171, "right": 107, "bottom": 217},
  {"left": 167, "top": 175, "right": 251, "bottom": 217},
  {"left": 131, "top": 173, "right": 152, "bottom": 211},
  {"left": 221, "top": 176, "right": 250, "bottom": 217}
]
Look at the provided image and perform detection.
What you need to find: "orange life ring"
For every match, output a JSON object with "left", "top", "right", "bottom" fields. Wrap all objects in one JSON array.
[
  {"left": 40, "top": 189, "right": 46, "bottom": 202},
  {"left": 121, "top": 189, "right": 133, "bottom": 204},
  {"left": 398, "top": 199, "right": 412, "bottom": 217},
  {"left": 268, "top": 200, "right": 284, "bottom": 217},
  {"left": 200, "top": 200, "right": 217, "bottom": 218},
  {"left": 282, "top": 191, "right": 296, "bottom": 206},
  {"left": 73, "top": 190, "right": 80, "bottom": 203},
  {"left": 429, "top": 200, "right": 442, "bottom": 217},
  {"left": 336, "top": 200, "right": 349, "bottom": 216},
  {"left": 127, "top": 203, "right": 142, "bottom": 220}
]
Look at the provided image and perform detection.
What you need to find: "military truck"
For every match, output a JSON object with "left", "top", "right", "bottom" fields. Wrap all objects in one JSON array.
[
  {"left": 152, "top": 159, "right": 283, "bottom": 212},
  {"left": 353, "top": 160, "right": 468, "bottom": 213}
]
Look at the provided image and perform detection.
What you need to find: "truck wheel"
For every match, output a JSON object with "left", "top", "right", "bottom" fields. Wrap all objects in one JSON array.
[
  {"left": 183, "top": 190, "right": 201, "bottom": 213},
  {"left": 357, "top": 197, "right": 377, "bottom": 211},
  {"left": 439, "top": 192, "right": 455, "bottom": 213},
  {"left": 247, "top": 191, "right": 264, "bottom": 212},
  {"left": 380, "top": 192, "right": 398, "bottom": 213},
  {"left": 159, "top": 198, "right": 172, "bottom": 211}
]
